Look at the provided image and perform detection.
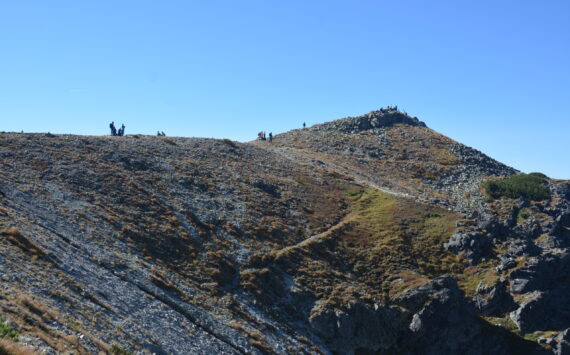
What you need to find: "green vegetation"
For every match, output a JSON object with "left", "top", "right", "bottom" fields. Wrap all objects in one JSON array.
[
  {"left": 516, "top": 208, "right": 530, "bottom": 225},
  {"left": 110, "top": 344, "right": 132, "bottom": 355},
  {"left": 346, "top": 190, "right": 360, "bottom": 197},
  {"left": 528, "top": 172, "right": 549, "bottom": 179},
  {"left": 457, "top": 263, "right": 500, "bottom": 297},
  {"left": 482, "top": 315, "right": 519, "bottom": 332},
  {"left": 162, "top": 138, "right": 177, "bottom": 146},
  {"left": 222, "top": 138, "right": 237, "bottom": 148},
  {"left": 245, "top": 189, "right": 465, "bottom": 305},
  {"left": 483, "top": 174, "right": 550, "bottom": 201},
  {"left": 344, "top": 189, "right": 463, "bottom": 278},
  {"left": 482, "top": 315, "right": 560, "bottom": 343},
  {"left": 0, "top": 319, "right": 18, "bottom": 341}
]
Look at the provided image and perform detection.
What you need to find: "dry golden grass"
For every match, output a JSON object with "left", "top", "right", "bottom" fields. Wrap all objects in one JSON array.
[
  {"left": 0, "top": 339, "right": 37, "bottom": 355},
  {"left": 242, "top": 188, "right": 465, "bottom": 308},
  {"left": 248, "top": 339, "right": 273, "bottom": 354},
  {"left": 0, "top": 228, "right": 46, "bottom": 258},
  {"left": 148, "top": 272, "right": 183, "bottom": 295}
]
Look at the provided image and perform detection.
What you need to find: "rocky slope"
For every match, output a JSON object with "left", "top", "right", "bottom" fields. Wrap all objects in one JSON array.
[
  {"left": 267, "top": 107, "right": 518, "bottom": 212},
  {"left": 0, "top": 108, "right": 568, "bottom": 354}
]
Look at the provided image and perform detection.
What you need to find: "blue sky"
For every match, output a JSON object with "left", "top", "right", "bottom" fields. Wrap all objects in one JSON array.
[{"left": 0, "top": 1, "right": 568, "bottom": 178}]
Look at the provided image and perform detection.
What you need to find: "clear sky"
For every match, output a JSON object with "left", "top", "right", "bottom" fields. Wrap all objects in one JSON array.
[{"left": 0, "top": 1, "right": 568, "bottom": 178}]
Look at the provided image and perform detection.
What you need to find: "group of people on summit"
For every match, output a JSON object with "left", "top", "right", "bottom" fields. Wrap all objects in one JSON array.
[
  {"left": 258, "top": 131, "right": 273, "bottom": 142},
  {"left": 109, "top": 122, "right": 126, "bottom": 136},
  {"left": 257, "top": 122, "right": 306, "bottom": 142}
]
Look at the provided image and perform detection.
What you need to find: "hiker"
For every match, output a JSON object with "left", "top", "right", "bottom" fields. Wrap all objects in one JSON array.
[
  {"left": 303, "top": 122, "right": 306, "bottom": 129},
  {"left": 117, "top": 124, "right": 125, "bottom": 136},
  {"left": 269, "top": 132, "right": 273, "bottom": 142},
  {"left": 157, "top": 131, "right": 161, "bottom": 136},
  {"left": 161, "top": 131, "right": 165, "bottom": 136},
  {"left": 109, "top": 122, "right": 117, "bottom": 136}
]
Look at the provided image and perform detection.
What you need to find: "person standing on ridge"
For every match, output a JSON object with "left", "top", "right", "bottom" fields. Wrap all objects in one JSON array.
[
  {"left": 109, "top": 122, "right": 117, "bottom": 136},
  {"left": 269, "top": 132, "right": 273, "bottom": 143},
  {"left": 303, "top": 122, "right": 306, "bottom": 129}
]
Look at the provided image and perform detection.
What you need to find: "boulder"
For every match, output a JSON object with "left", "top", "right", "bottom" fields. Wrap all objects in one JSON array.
[
  {"left": 394, "top": 276, "right": 514, "bottom": 354},
  {"left": 474, "top": 280, "right": 517, "bottom": 317},
  {"left": 509, "top": 251, "right": 570, "bottom": 292},
  {"left": 511, "top": 287, "right": 570, "bottom": 333},
  {"left": 444, "top": 230, "right": 492, "bottom": 264},
  {"left": 552, "top": 182, "right": 570, "bottom": 200},
  {"left": 308, "top": 301, "right": 399, "bottom": 354},
  {"left": 507, "top": 239, "right": 541, "bottom": 258}
]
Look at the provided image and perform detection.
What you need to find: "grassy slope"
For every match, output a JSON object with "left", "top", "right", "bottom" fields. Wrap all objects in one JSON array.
[{"left": 245, "top": 189, "right": 466, "bottom": 308}]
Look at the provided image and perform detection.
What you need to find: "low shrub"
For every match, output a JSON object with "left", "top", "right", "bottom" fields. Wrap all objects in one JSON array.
[
  {"left": 162, "top": 138, "right": 177, "bottom": 146},
  {"left": 0, "top": 319, "right": 18, "bottom": 340},
  {"left": 222, "top": 139, "right": 237, "bottom": 148},
  {"left": 483, "top": 174, "right": 550, "bottom": 201},
  {"left": 110, "top": 344, "right": 132, "bottom": 355},
  {"left": 528, "top": 172, "right": 548, "bottom": 179}
]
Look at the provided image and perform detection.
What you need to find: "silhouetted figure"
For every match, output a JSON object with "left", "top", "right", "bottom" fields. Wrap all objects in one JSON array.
[
  {"left": 157, "top": 131, "right": 161, "bottom": 136},
  {"left": 269, "top": 132, "right": 273, "bottom": 142},
  {"left": 161, "top": 131, "right": 165, "bottom": 136},
  {"left": 303, "top": 122, "right": 306, "bottom": 129},
  {"left": 117, "top": 124, "right": 125, "bottom": 136},
  {"left": 110, "top": 122, "right": 117, "bottom": 136}
]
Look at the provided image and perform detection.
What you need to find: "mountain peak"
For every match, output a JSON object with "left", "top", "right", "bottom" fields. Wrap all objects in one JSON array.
[{"left": 313, "top": 106, "right": 426, "bottom": 133}]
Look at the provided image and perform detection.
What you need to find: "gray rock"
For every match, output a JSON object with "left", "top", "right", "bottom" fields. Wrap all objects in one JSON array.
[
  {"left": 555, "top": 329, "right": 570, "bottom": 355},
  {"left": 552, "top": 182, "right": 570, "bottom": 200},
  {"left": 509, "top": 250, "right": 570, "bottom": 292},
  {"left": 511, "top": 287, "right": 570, "bottom": 333},
  {"left": 444, "top": 230, "right": 492, "bottom": 264},
  {"left": 394, "top": 276, "right": 517, "bottom": 354},
  {"left": 474, "top": 280, "right": 517, "bottom": 317},
  {"left": 510, "top": 278, "right": 531, "bottom": 294},
  {"left": 496, "top": 256, "right": 517, "bottom": 272},
  {"left": 308, "top": 301, "right": 399, "bottom": 354},
  {"left": 313, "top": 108, "right": 427, "bottom": 135},
  {"left": 507, "top": 239, "right": 541, "bottom": 258}
]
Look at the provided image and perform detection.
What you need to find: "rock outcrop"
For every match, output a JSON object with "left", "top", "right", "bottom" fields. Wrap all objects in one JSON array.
[{"left": 314, "top": 107, "right": 426, "bottom": 133}]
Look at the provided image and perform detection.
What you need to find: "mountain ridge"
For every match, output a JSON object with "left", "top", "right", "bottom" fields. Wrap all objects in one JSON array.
[{"left": 0, "top": 109, "right": 568, "bottom": 354}]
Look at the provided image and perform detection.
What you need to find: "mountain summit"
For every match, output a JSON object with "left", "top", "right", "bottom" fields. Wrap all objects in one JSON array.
[
  {"left": 312, "top": 106, "right": 426, "bottom": 133},
  {"left": 0, "top": 109, "right": 568, "bottom": 354}
]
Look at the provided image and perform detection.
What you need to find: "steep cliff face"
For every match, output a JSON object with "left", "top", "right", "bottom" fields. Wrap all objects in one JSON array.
[{"left": 0, "top": 109, "right": 567, "bottom": 354}]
